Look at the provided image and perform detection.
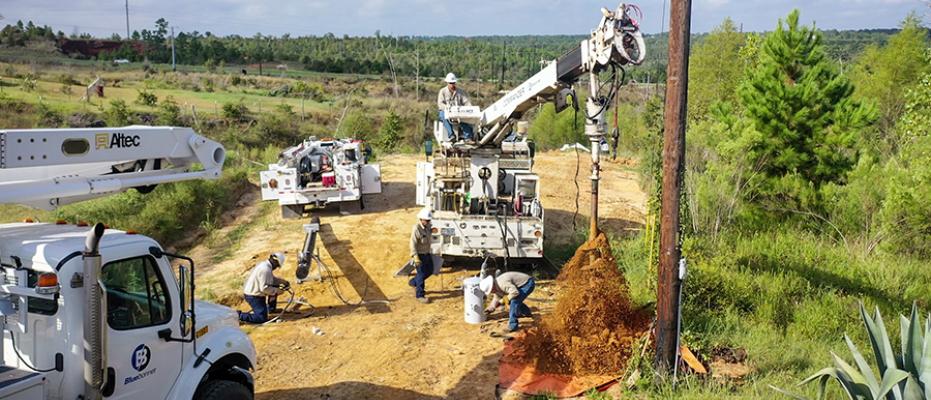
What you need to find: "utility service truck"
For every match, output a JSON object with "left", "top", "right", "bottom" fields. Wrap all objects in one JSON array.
[
  {"left": 260, "top": 137, "right": 382, "bottom": 219},
  {"left": 0, "top": 126, "right": 256, "bottom": 400},
  {"left": 418, "top": 2, "right": 646, "bottom": 263}
]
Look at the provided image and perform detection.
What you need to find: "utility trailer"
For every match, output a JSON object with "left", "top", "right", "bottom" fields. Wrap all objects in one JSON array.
[
  {"left": 416, "top": 2, "right": 646, "bottom": 264},
  {"left": 0, "top": 126, "right": 256, "bottom": 400},
  {"left": 260, "top": 137, "right": 382, "bottom": 219}
]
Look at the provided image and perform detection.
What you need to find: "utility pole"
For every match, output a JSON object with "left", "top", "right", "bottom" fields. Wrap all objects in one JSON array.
[
  {"left": 170, "top": 26, "right": 176, "bottom": 71},
  {"left": 124, "top": 0, "right": 130, "bottom": 39},
  {"left": 655, "top": 0, "right": 691, "bottom": 375}
]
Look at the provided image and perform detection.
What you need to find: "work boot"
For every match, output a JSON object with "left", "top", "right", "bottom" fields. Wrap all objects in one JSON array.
[{"left": 417, "top": 296, "right": 430, "bottom": 304}]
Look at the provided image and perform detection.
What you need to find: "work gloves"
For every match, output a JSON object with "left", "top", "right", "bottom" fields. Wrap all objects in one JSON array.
[{"left": 411, "top": 255, "right": 421, "bottom": 266}]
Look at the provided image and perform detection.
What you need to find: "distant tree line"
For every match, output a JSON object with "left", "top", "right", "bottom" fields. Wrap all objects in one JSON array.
[{"left": 1, "top": 18, "right": 914, "bottom": 83}]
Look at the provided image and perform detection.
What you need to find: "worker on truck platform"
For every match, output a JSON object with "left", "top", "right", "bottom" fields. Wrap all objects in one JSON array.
[
  {"left": 481, "top": 271, "right": 536, "bottom": 332},
  {"left": 239, "top": 252, "right": 291, "bottom": 323},
  {"left": 437, "top": 72, "right": 474, "bottom": 142},
  {"left": 409, "top": 208, "right": 435, "bottom": 304}
]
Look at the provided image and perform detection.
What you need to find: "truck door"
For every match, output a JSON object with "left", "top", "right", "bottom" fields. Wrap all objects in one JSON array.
[
  {"left": 99, "top": 252, "right": 182, "bottom": 399},
  {"left": 416, "top": 162, "right": 433, "bottom": 206},
  {"left": 259, "top": 170, "right": 281, "bottom": 200},
  {"left": 360, "top": 164, "right": 382, "bottom": 194}
]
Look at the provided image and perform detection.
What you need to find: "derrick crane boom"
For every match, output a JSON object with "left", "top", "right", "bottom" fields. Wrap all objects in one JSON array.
[{"left": 0, "top": 125, "right": 226, "bottom": 209}]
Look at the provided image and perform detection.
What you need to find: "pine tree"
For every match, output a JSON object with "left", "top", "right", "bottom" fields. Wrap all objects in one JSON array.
[
  {"left": 738, "top": 10, "right": 875, "bottom": 210},
  {"left": 377, "top": 111, "right": 403, "bottom": 152}
]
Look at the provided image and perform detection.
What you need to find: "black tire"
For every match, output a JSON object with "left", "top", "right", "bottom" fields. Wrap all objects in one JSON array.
[{"left": 196, "top": 380, "right": 252, "bottom": 400}]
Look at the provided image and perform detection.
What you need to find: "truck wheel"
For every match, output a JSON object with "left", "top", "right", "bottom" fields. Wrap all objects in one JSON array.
[
  {"left": 196, "top": 380, "right": 252, "bottom": 400},
  {"left": 281, "top": 204, "right": 303, "bottom": 219}
]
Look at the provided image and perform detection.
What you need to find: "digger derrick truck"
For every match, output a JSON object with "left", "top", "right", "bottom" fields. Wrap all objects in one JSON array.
[
  {"left": 259, "top": 137, "right": 382, "bottom": 219},
  {"left": 0, "top": 126, "right": 256, "bottom": 400},
  {"left": 417, "top": 3, "right": 646, "bottom": 262}
]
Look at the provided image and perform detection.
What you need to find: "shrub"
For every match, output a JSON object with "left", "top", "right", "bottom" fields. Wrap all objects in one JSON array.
[
  {"left": 377, "top": 110, "right": 402, "bottom": 152},
  {"left": 221, "top": 100, "right": 250, "bottom": 122},
  {"left": 136, "top": 89, "right": 158, "bottom": 107},
  {"left": 104, "top": 99, "right": 132, "bottom": 126},
  {"left": 158, "top": 96, "right": 182, "bottom": 126},
  {"left": 35, "top": 102, "right": 63, "bottom": 127}
]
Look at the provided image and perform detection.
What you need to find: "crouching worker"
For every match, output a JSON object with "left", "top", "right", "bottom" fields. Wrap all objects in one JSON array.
[
  {"left": 481, "top": 271, "right": 535, "bottom": 332},
  {"left": 239, "top": 252, "right": 290, "bottom": 324}
]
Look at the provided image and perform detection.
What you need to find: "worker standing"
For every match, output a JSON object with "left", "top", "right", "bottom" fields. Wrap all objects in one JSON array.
[
  {"left": 239, "top": 252, "right": 290, "bottom": 324},
  {"left": 437, "top": 72, "right": 474, "bottom": 142},
  {"left": 481, "top": 271, "right": 535, "bottom": 332},
  {"left": 409, "top": 208, "right": 435, "bottom": 304}
]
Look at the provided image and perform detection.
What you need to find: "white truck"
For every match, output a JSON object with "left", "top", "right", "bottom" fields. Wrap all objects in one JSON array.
[
  {"left": 418, "top": 3, "right": 646, "bottom": 262},
  {"left": 0, "top": 126, "right": 256, "bottom": 400},
  {"left": 259, "top": 137, "right": 382, "bottom": 219}
]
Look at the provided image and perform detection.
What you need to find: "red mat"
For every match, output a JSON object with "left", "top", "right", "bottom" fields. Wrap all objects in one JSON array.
[{"left": 498, "top": 332, "right": 619, "bottom": 398}]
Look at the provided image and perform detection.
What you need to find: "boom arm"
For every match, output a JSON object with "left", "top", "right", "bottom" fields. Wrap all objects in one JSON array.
[
  {"left": 476, "top": 2, "right": 645, "bottom": 145},
  {"left": 0, "top": 126, "right": 226, "bottom": 209}
]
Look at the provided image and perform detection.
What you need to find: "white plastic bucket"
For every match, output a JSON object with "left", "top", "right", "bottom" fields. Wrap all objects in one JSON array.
[{"left": 463, "top": 277, "right": 486, "bottom": 324}]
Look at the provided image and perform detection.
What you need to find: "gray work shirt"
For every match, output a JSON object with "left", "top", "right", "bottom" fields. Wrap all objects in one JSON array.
[
  {"left": 410, "top": 222, "right": 432, "bottom": 256},
  {"left": 243, "top": 260, "right": 286, "bottom": 297},
  {"left": 437, "top": 86, "right": 472, "bottom": 109},
  {"left": 491, "top": 271, "right": 533, "bottom": 302}
]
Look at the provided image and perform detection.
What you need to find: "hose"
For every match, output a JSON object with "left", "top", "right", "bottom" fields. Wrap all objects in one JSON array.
[{"left": 7, "top": 329, "right": 56, "bottom": 372}]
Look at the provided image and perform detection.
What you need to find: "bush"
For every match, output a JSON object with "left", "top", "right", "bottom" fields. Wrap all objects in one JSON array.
[
  {"left": 104, "top": 99, "right": 132, "bottom": 126},
  {"left": 377, "top": 111, "right": 402, "bottom": 152},
  {"left": 35, "top": 102, "right": 63, "bottom": 127},
  {"left": 221, "top": 100, "right": 250, "bottom": 122},
  {"left": 158, "top": 96, "right": 182, "bottom": 126},
  {"left": 136, "top": 89, "right": 158, "bottom": 107},
  {"left": 337, "top": 110, "right": 375, "bottom": 141}
]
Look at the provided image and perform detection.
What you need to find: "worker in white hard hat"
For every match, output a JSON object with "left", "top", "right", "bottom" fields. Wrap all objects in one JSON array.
[
  {"left": 437, "top": 72, "right": 475, "bottom": 142},
  {"left": 481, "top": 271, "right": 535, "bottom": 332},
  {"left": 408, "top": 207, "right": 435, "bottom": 303},
  {"left": 239, "top": 252, "right": 290, "bottom": 323}
]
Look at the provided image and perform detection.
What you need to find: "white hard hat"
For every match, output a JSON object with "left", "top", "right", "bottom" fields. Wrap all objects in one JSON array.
[
  {"left": 444, "top": 73, "right": 458, "bottom": 83},
  {"left": 479, "top": 275, "right": 494, "bottom": 296},
  {"left": 417, "top": 208, "right": 433, "bottom": 221},
  {"left": 270, "top": 252, "right": 286, "bottom": 268}
]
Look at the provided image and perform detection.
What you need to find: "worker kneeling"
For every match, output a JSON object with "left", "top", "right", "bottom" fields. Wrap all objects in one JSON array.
[
  {"left": 481, "top": 271, "right": 535, "bottom": 332},
  {"left": 240, "top": 252, "right": 291, "bottom": 324}
]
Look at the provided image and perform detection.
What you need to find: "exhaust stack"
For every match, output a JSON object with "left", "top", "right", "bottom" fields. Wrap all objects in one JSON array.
[{"left": 83, "top": 223, "right": 106, "bottom": 400}]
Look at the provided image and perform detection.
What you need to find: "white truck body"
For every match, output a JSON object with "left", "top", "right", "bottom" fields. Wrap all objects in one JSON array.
[
  {"left": 260, "top": 138, "right": 381, "bottom": 218},
  {"left": 0, "top": 223, "right": 256, "bottom": 400},
  {"left": 0, "top": 126, "right": 257, "bottom": 400}
]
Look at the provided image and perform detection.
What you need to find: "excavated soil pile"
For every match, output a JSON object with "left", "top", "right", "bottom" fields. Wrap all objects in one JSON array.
[{"left": 515, "top": 233, "right": 651, "bottom": 375}]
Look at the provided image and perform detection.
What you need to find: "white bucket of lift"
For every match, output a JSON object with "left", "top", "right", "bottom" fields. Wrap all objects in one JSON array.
[{"left": 463, "top": 277, "right": 486, "bottom": 324}]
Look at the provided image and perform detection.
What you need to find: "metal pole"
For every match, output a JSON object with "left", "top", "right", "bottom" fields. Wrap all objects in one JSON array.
[
  {"left": 585, "top": 73, "right": 606, "bottom": 239},
  {"left": 170, "top": 26, "right": 176, "bottom": 71},
  {"left": 655, "top": 0, "right": 691, "bottom": 375},
  {"left": 124, "top": 0, "right": 130, "bottom": 39}
]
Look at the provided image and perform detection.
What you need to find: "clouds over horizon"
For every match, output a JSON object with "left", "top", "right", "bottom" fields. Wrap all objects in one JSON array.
[{"left": 2, "top": 0, "right": 927, "bottom": 37}]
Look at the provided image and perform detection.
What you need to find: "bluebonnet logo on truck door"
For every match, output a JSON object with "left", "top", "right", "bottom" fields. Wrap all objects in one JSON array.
[{"left": 125, "top": 344, "right": 157, "bottom": 385}]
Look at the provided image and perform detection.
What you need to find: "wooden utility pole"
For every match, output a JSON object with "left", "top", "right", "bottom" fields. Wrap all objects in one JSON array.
[{"left": 655, "top": 0, "right": 691, "bottom": 374}]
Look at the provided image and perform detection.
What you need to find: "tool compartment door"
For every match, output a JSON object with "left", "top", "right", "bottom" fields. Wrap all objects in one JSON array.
[
  {"left": 259, "top": 170, "right": 281, "bottom": 200},
  {"left": 416, "top": 162, "right": 433, "bottom": 206},
  {"left": 361, "top": 164, "right": 382, "bottom": 194}
]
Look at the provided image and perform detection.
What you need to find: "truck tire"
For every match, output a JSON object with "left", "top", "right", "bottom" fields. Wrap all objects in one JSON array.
[
  {"left": 196, "top": 380, "right": 252, "bottom": 400},
  {"left": 281, "top": 204, "right": 304, "bottom": 219}
]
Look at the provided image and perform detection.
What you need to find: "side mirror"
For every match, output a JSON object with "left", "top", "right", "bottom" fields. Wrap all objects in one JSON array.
[{"left": 178, "top": 264, "right": 193, "bottom": 337}]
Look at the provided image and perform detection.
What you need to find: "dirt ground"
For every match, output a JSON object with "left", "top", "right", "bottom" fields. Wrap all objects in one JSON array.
[{"left": 192, "top": 151, "right": 646, "bottom": 399}]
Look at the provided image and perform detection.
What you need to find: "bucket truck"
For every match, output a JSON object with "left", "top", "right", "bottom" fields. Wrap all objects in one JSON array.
[
  {"left": 0, "top": 126, "right": 256, "bottom": 400},
  {"left": 259, "top": 137, "right": 382, "bottom": 219},
  {"left": 417, "top": 3, "right": 646, "bottom": 262}
]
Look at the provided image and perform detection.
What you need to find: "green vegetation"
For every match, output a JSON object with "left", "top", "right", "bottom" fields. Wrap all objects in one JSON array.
[{"left": 609, "top": 9, "right": 931, "bottom": 398}]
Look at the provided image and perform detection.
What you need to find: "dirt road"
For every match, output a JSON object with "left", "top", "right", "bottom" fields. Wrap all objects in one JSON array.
[{"left": 193, "top": 151, "right": 646, "bottom": 399}]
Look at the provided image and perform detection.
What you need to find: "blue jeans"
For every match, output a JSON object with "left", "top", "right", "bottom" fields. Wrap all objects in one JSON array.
[
  {"left": 508, "top": 278, "right": 535, "bottom": 331},
  {"left": 409, "top": 254, "right": 434, "bottom": 298},
  {"left": 240, "top": 294, "right": 277, "bottom": 324},
  {"left": 439, "top": 110, "right": 473, "bottom": 141}
]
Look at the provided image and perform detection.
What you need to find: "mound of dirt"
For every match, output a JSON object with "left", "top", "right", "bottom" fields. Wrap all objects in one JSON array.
[{"left": 515, "top": 233, "right": 651, "bottom": 375}]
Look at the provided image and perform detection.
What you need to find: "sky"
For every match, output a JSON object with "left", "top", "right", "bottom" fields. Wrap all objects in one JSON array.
[{"left": 1, "top": 0, "right": 927, "bottom": 38}]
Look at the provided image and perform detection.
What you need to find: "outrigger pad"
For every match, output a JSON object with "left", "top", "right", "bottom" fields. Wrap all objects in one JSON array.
[{"left": 393, "top": 259, "right": 416, "bottom": 278}]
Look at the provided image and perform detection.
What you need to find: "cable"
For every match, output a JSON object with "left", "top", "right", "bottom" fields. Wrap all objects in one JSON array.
[{"left": 7, "top": 330, "right": 56, "bottom": 373}]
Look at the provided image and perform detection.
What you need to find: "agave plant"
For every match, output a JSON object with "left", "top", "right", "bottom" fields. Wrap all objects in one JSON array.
[{"left": 773, "top": 302, "right": 930, "bottom": 400}]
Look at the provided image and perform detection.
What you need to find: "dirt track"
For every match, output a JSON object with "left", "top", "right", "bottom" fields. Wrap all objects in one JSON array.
[{"left": 193, "top": 151, "right": 646, "bottom": 399}]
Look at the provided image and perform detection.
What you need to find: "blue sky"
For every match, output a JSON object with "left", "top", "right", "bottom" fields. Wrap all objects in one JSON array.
[{"left": 1, "top": 0, "right": 927, "bottom": 37}]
